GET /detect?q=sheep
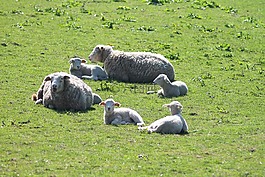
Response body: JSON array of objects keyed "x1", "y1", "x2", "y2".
[
  {"x1": 69, "y1": 57, "x2": 108, "y2": 81},
  {"x1": 99, "y1": 98, "x2": 145, "y2": 126},
  {"x1": 32, "y1": 72, "x2": 100, "y2": 111},
  {"x1": 153, "y1": 74, "x2": 188, "y2": 98},
  {"x1": 138, "y1": 101, "x2": 188, "y2": 134},
  {"x1": 88, "y1": 45, "x2": 175, "y2": 83}
]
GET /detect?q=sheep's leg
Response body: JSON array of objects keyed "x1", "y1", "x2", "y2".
[
  {"x1": 35, "y1": 99, "x2": 43, "y2": 105},
  {"x1": 111, "y1": 116, "x2": 122, "y2": 125},
  {"x1": 120, "y1": 120, "x2": 128, "y2": 125},
  {"x1": 147, "y1": 125, "x2": 160, "y2": 134},
  {"x1": 136, "y1": 122, "x2": 145, "y2": 126},
  {"x1": 138, "y1": 126, "x2": 148, "y2": 131},
  {"x1": 148, "y1": 124, "x2": 164, "y2": 134},
  {"x1": 82, "y1": 75, "x2": 94, "y2": 80},
  {"x1": 129, "y1": 111, "x2": 145, "y2": 126},
  {"x1": 157, "y1": 89, "x2": 164, "y2": 97},
  {"x1": 82, "y1": 75, "x2": 101, "y2": 81}
]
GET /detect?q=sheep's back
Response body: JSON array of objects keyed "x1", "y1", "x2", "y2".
[
  {"x1": 81, "y1": 64, "x2": 92, "y2": 76},
  {"x1": 149, "y1": 116, "x2": 183, "y2": 134},
  {"x1": 114, "y1": 108, "x2": 135, "y2": 123},
  {"x1": 104, "y1": 51, "x2": 175, "y2": 83},
  {"x1": 62, "y1": 78, "x2": 93, "y2": 110},
  {"x1": 172, "y1": 81, "x2": 188, "y2": 95}
]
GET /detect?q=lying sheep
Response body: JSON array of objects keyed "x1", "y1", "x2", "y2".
[
  {"x1": 99, "y1": 98, "x2": 145, "y2": 126},
  {"x1": 32, "y1": 72, "x2": 101, "y2": 111},
  {"x1": 153, "y1": 74, "x2": 188, "y2": 98},
  {"x1": 139, "y1": 101, "x2": 188, "y2": 134},
  {"x1": 88, "y1": 45, "x2": 175, "y2": 83},
  {"x1": 69, "y1": 58, "x2": 108, "y2": 81}
]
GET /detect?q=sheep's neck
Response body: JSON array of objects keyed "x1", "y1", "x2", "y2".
[
  {"x1": 171, "y1": 110, "x2": 181, "y2": 115},
  {"x1": 104, "y1": 111, "x2": 114, "y2": 117},
  {"x1": 179, "y1": 115, "x2": 186, "y2": 126},
  {"x1": 102, "y1": 50, "x2": 113, "y2": 62},
  {"x1": 162, "y1": 81, "x2": 172, "y2": 90}
]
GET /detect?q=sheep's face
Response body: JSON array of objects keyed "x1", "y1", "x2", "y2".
[
  {"x1": 89, "y1": 45, "x2": 113, "y2": 62},
  {"x1": 163, "y1": 101, "x2": 183, "y2": 115},
  {"x1": 45, "y1": 74, "x2": 70, "y2": 93},
  {"x1": 69, "y1": 58, "x2": 86, "y2": 70},
  {"x1": 99, "y1": 99, "x2": 121, "y2": 113},
  {"x1": 153, "y1": 74, "x2": 169, "y2": 85}
]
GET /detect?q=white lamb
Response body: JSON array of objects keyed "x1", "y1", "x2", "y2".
[
  {"x1": 139, "y1": 101, "x2": 188, "y2": 134},
  {"x1": 69, "y1": 57, "x2": 108, "y2": 81},
  {"x1": 88, "y1": 45, "x2": 175, "y2": 83},
  {"x1": 32, "y1": 72, "x2": 100, "y2": 111},
  {"x1": 153, "y1": 74, "x2": 188, "y2": 98},
  {"x1": 99, "y1": 98, "x2": 145, "y2": 126}
]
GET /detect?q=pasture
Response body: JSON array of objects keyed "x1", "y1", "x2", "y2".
[{"x1": 0, "y1": 0, "x2": 264, "y2": 176}]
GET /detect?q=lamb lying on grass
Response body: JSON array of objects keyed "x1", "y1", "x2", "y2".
[
  {"x1": 69, "y1": 57, "x2": 108, "y2": 81},
  {"x1": 32, "y1": 72, "x2": 101, "y2": 111},
  {"x1": 153, "y1": 74, "x2": 188, "y2": 98},
  {"x1": 99, "y1": 98, "x2": 145, "y2": 126},
  {"x1": 89, "y1": 45, "x2": 175, "y2": 83},
  {"x1": 139, "y1": 101, "x2": 188, "y2": 134}
]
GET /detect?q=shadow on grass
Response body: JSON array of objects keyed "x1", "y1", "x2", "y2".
[{"x1": 55, "y1": 106, "x2": 97, "y2": 114}]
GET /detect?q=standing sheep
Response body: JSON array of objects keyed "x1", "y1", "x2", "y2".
[
  {"x1": 139, "y1": 101, "x2": 188, "y2": 134},
  {"x1": 153, "y1": 74, "x2": 188, "y2": 98},
  {"x1": 32, "y1": 72, "x2": 100, "y2": 111},
  {"x1": 88, "y1": 45, "x2": 175, "y2": 83},
  {"x1": 69, "y1": 58, "x2": 108, "y2": 81},
  {"x1": 99, "y1": 98, "x2": 145, "y2": 126}
]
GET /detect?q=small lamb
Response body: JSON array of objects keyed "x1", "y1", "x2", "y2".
[
  {"x1": 153, "y1": 74, "x2": 188, "y2": 98},
  {"x1": 139, "y1": 101, "x2": 188, "y2": 134},
  {"x1": 99, "y1": 98, "x2": 145, "y2": 126},
  {"x1": 69, "y1": 57, "x2": 108, "y2": 81}
]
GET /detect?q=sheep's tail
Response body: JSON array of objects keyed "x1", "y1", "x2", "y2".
[{"x1": 32, "y1": 94, "x2": 37, "y2": 101}]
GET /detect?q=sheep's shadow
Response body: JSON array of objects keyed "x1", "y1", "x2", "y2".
[
  {"x1": 159, "y1": 131, "x2": 189, "y2": 136},
  {"x1": 54, "y1": 106, "x2": 97, "y2": 114}
]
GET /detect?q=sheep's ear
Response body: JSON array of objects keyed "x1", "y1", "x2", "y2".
[
  {"x1": 99, "y1": 101, "x2": 105, "y2": 106},
  {"x1": 81, "y1": 59, "x2": 87, "y2": 63},
  {"x1": 177, "y1": 105, "x2": 183, "y2": 109},
  {"x1": 44, "y1": 76, "x2": 51, "y2": 81},
  {"x1": 162, "y1": 104, "x2": 170, "y2": 108},
  {"x1": 114, "y1": 102, "x2": 121, "y2": 107},
  {"x1": 69, "y1": 59, "x2": 73, "y2": 64},
  {"x1": 63, "y1": 75, "x2": 70, "y2": 80}
]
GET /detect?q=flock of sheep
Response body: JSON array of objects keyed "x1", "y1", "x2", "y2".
[{"x1": 32, "y1": 45, "x2": 189, "y2": 134}]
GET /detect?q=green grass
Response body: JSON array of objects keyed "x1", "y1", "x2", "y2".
[{"x1": 0, "y1": 0, "x2": 264, "y2": 176}]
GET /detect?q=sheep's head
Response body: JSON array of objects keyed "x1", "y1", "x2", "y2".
[
  {"x1": 153, "y1": 74, "x2": 170, "y2": 86},
  {"x1": 89, "y1": 45, "x2": 113, "y2": 63},
  {"x1": 45, "y1": 73, "x2": 70, "y2": 93},
  {"x1": 99, "y1": 98, "x2": 121, "y2": 113},
  {"x1": 69, "y1": 58, "x2": 86, "y2": 70},
  {"x1": 163, "y1": 101, "x2": 183, "y2": 115}
]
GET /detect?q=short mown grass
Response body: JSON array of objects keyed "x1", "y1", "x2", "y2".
[{"x1": 0, "y1": 0, "x2": 264, "y2": 176}]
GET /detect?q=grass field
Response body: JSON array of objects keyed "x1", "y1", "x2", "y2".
[{"x1": 0, "y1": 0, "x2": 264, "y2": 176}]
